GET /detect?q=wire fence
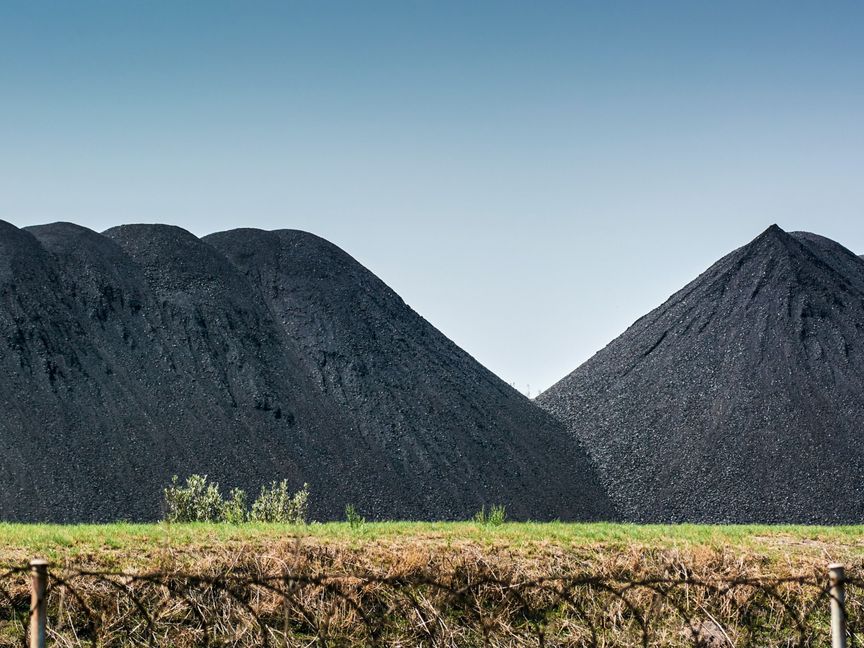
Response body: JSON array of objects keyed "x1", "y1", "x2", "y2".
[{"x1": 0, "y1": 559, "x2": 857, "y2": 647}]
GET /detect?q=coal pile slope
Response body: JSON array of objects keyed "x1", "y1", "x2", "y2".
[
  {"x1": 205, "y1": 228, "x2": 614, "y2": 521},
  {"x1": 0, "y1": 221, "x2": 613, "y2": 522},
  {"x1": 2, "y1": 221, "x2": 354, "y2": 521},
  {"x1": 537, "y1": 225, "x2": 864, "y2": 524}
]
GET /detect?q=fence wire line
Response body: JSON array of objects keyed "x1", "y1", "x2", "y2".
[{"x1": 0, "y1": 561, "x2": 857, "y2": 647}]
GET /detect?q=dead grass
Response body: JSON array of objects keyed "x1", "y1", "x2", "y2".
[{"x1": 2, "y1": 523, "x2": 863, "y2": 646}]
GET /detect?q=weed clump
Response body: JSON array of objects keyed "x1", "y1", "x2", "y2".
[
  {"x1": 473, "y1": 504, "x2": 507, "y2": 526},
  {"x1": 344, "y1": 504, "x2": 365, "y2": 528}
]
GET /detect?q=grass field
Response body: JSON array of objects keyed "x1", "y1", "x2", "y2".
[
  {"x1": 2, "y1": 521, "x2": 863, "y2": 570},
  {"x1": 3, "y1": 523, "x2": 863, "y2": 646}
]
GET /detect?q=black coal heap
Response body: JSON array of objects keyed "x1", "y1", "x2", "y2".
[
  {"x1": 0, "y1": 221, "x2": 613, "y2": 522},
  {"x1": 538, "y1": 225, "x2": 864, "y2": 523}
]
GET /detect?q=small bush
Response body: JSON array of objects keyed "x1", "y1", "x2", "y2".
[
  {"x1": 472, "y1": 505, "x2": 488, "y2": 525},
  {"x1": 222, "y1": 487, "x2": 248, "y2": 524},
  {"x1": 473, "y1": 504, "x2": 507, "y2": 526},
  {"x1": 345, "y1": 504, "x2": 365, "y2": 528},
  {"x1": 163, "y1": 474, "x2": 225, "y2": 523},
  {"x1": 163, "y1": 475, "x2": 310, "y2": 524},
  {"x1": 250, "y1": 481, "x2": 309, "y2": 524},
  {"x1": 488, "y1": 505, "x2": 507, "y2": 526}
]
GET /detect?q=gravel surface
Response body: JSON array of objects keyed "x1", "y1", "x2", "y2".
[
  {"x1": 537, "y1": 225, "x2": 864, "y2": 523},
  {"x1": 0, "y1": 221, "x2": 613, "y2": 522}
]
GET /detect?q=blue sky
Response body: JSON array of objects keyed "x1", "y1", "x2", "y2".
[{"x1": 2, "y1": 2, "x2": 863, "y2": 392}]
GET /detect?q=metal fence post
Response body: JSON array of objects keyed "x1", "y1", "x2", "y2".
[
  {"x1": 29, "y1": 559, "x2": 48, "y2": 648},
  {"x1": 830, "y1": 563, "x2": 847, "y2": 648}
]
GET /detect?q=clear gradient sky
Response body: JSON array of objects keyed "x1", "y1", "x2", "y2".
[{"x1": 2, "y1": 2, "x2": 863, "y2": 393}]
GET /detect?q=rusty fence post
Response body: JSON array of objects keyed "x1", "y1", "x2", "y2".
[
  {"x1": 830, "y1": 563, "x2": 847, "y2": 648},
  {"x1": 29, "y1": 559, "x2": 48, "y2": 648}
]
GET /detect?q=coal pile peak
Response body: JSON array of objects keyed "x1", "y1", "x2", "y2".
[{"x1": 537, "y1": 224, "x2": 864, "y2": 523}]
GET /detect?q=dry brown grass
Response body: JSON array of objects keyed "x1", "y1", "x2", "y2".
[{"x1": 2, "y1": 524, "x2": 863, "y2": 646}]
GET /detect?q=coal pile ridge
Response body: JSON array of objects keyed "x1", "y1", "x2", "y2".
[
  {"x1": 0, "y1": 221, "x2": 612, "y2": 522},
  {"x1": 537, "y1": 225, "x2": 864, "y2": 523}
]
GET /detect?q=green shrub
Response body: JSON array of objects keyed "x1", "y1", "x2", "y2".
[
  {"x1": 163, "y1": 475, "x2": 310, "y2": 524},
  {"x1": 250, "y1": 481, "x2": 309, "y2": 524},
  {"x1": 472, "y1": 505, "x2": 487, "y2": 524},
  {"x1": 345, "y1": 504, "x2": 365, "y2": 528},
  {"x1": 163, "y1": 474, "x2": 225, "y2": 523},
  {"x1": 222, "y1": 487, "x2": 248, "y2": 524},
  {"x1": 488, "y1": 505, "x2": 507, "y2": 526},
  {"x1": 472, "y1": 504, "x2": 507, "y2": 526}
]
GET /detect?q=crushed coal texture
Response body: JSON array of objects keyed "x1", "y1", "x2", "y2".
[
  {"x1": 537, "y1": 224, "x2": 864, "y2": 523},
  {"x1": 0, "y1": 221, "x2": 613, "y2": 522},
  {"x1": 204, "y1": 228, "x2": 614, "y2": 522}
]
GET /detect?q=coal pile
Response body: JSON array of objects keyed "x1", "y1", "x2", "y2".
[
  {"x1": 537, "y1": 225, "x2": 864, "y2": 523},
  {"x1": 0, "y1": 221, "x2": 613, "y2": 522},
  {"x1": 204, "y1": 228, "x2": 613, "y2": 521}
]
